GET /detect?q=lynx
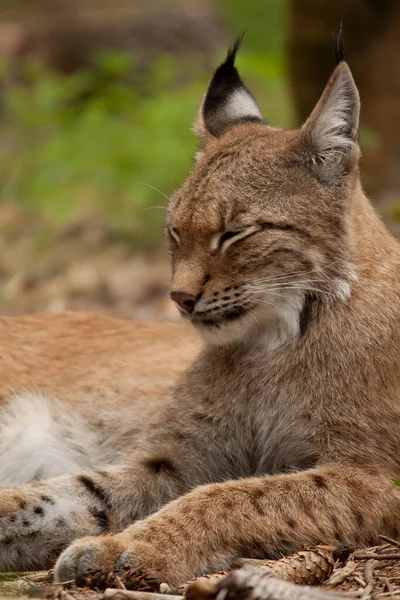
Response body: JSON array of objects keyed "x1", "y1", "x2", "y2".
[{"x1": 0, "y1": 40, "x2": 399, "y2": 588}]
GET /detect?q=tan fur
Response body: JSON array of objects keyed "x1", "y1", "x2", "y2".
[
  {"x1": 0, "y1": 58, "x2": 399, "y2": 588},
  {"x1": 0, "y1": 311, "x2": 198, "y2": 406}
]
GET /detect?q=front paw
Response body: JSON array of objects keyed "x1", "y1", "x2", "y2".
[
  {"x1": 54, "y1": 534, "x2": 129, "y2": 583},
  {"x1": 54, "y1": 532, "x2": 187, "y2": 588}
]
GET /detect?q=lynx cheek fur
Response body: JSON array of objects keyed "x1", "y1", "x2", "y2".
[{"x1": 0, "y1": 41, "x2": 399, "y2": 587}]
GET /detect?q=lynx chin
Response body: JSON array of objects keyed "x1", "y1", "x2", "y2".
[{"x1": 0, "y1": 39, "x2": 399, "y2": 589}]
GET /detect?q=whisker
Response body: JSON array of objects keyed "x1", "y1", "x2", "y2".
[
  {"x1": 141, "y1": 205, "x2": 167, "y2": 212},
  {"x1": 143, "y1": 183, "x2": 170, "y2": 202},
  {"x1": 248, "y1": 258, "x2": 344, "y2": 286},
  {"x1": 257, "y1": 285, "x2": 336, "y2": 298},
  {"x1": 247, "y1": 278, "x2": 335, "y2": 290},
  {"x1": 249, "y1": 270, "x2": 328, "y2": 284}
]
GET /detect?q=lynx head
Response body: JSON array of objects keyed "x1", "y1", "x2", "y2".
[{"x1": 167, "y1": 40, "x2": 360, "y2": 346}]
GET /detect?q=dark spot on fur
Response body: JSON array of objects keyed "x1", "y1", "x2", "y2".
[
  {"x1": 222, "y1": 296, "x2": 230, "y2": 301},
  {"x1": 3, "y1": 537, "x2": 12, "y2": 545},
  {"x1": 33, "y1": 506, "x2": 44, "y2": 516},
  {"x1": 250, "y1": 491, "x2": 266, "y2": 516},
  {"x1": 22, "y1": 520, "x2": 30, "y2": 527},
  {"x1": 213, "y1": 291, "x2": 219, "y2": 297},
  {"x1": 90, "y1": 508, "x2": 109, "y2": 532},
  {"x1": 77, "y1": 475, "x2": 112, "y2": 509},
  {"x1": 381, "y1": 516, "x2": 390, "y2": 531},
  {"x1": 354, "y1": 511, "x2": 364, "y2": 528},
  {"x1": 56, "y1": 518, "x2": 66, "y2": 527},
  {"x1": 287, "y1": 518, "x2": 296, "y2": 529},
  {"x1": 299, "y1": 295, "x2": 317, "y2": 336},
  {"x1": 145, "y1": 457, "x2": 176, "y2": 474},
  {"x1": 40, "y1": 495, "x2": 54, "y2": 505},
  {"x1": 222, "y1": 498, "x2": 234, "y2": 511},
  {"x1": 312, "y1": 474, "x2": 327, "y2": 489},
  {"x1": 203, "y1": 274, "x2": 211, "y2": 286},
  {"x1": 10, "y1": 515, "x2": 16, "y2": 523},
  {"x1": 224, "y1": 286, "x2": 231, "y2": 292},
  {"x1": 18, "y1": 499, "x2": 27, "y2": 510},
  {"x1": 393, "y1": 526, "x2": 399, "y2": 539}
]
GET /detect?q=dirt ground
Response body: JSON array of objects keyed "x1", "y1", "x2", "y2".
[{"x1": 2, "y1": 540, "x2": 400, "y2": 600}]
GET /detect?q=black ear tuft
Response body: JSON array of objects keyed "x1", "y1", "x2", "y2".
[
  {"x1": 332, "y1": 23, "x2": 344, "y2": 65},
  {"x1": 203, "y1": 36, "x2": 245, "y2": 123},
  {"x1": 224, "y1": 34, "x2": 244, "y2": 70},
  {"x1": 198, "y1": 35, "x2": 265, "y2": 139}
]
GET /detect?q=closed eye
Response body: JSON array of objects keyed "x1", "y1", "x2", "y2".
[
  {"x1": 167, "y1": 226, "x2": 180, "y2": 245},
  {"x1": 218, "y1": 225, "x2": 260, "y2": 251},
  {"x1": 219, "y1": 230, "x2": 241, "y2": 244}
]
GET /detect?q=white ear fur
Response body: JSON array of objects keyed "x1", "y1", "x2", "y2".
[
  {"x1": 195, "y1": 40, "x2": 265, "y2": 142},
  {"x1": 303, "y1": 63, "x2": 360, "y2": 176},
  {"x1": 222, "y1": 88, "x2": 263, "y2": 122}
]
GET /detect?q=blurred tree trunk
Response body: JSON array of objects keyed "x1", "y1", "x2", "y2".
[
  {"x1": 287, "y1": 0, "x2": 400, "y2": 201},
  {"x1": 0, "y1": 0, "x2": 227, "y2": 74}
]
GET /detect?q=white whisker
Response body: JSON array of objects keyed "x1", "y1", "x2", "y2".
[
  {"x1": 143, "y1": 183, "x2": 170, "y2": 202},
  {"x1": 141, "y1": 205, "x2": 167, "y2": 212}
]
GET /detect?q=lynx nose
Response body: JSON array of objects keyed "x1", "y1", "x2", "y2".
[{"x1": 170, "y1": 291, "x2": 197, "y2": 314}]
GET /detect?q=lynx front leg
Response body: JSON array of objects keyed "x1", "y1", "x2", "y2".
[
  {"x1": 0, "y1": 458, "x2": 189, "y2": 570},
  {"x1": 0, "y1": 427, "x2": 232, "y2": 569},
  {"x1": 55, "y1": 465, "x2": 400, "y2": 586}
]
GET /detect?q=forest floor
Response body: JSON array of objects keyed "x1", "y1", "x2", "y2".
[
  {"x1": 1, "y1": 539, "x2": 400, "y2": 600},
  {"x1": 0, "y1": 206, "x2": 179, "y2": 323}
]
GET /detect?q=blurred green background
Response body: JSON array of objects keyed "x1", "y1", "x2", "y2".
[{"x1": 0, "y1": 0, "x2": 399, "y2": 319}]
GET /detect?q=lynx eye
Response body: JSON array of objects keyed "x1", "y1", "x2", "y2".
[
  {"x1": 167, "y1": 227, "x2": 180, "y2": 246},
  {"x1": 218, "y1": 225, "x2": 260, "y2": 251},
  {"x1": 220, "y1": 231, "x2": 240, "y2": 244}
]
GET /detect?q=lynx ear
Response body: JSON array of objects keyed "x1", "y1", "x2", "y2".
[
  {"x1": 302, "y1": 61, "x2": 360, "y2": 179},
  {"x1": 195, "y1": 39, "x2": 265, "y2": 142}
]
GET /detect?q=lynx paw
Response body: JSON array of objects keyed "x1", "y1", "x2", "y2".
[
  {"x1": 54, "y1": 535, "x2": 128, "y2": 583},
  {"x1": 54, "y1": 532, "x2": 185, "y2": 587}
]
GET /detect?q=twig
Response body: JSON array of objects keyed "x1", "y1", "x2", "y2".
[
  {"x1": 353, "y1": 575, "x2": 367, "y2": 588},
  {"x1": 115, "y1": 574, "x2": 127, "y2": 590},
  {"x1": 211, "y1": 565, "x2": 354, "y2": 600},
  {"x1": 180, "y1": 572, "x2": 229, "y2": 596},
  {"x1": 364, "y1": 560, "x2": 375, "y2": 585},
  {"x1": 384, "y1": 577, "x2": 395, "y2": 600},
  {"x1": 104, "y1": 590, "x2": 183, "y2": 600},
  {"x1": 378, "y1": 536, "x2": 400, "y2": 548},
  {"x1": 359, "y1": 582, "x2": 373, "y2": 600},
  {"x1": 325, "y1": 561, "x2": 357, "y2": 587}
]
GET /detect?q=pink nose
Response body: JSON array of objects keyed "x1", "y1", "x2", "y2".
[{"x1": 170, "y1": 291, "x2": 196, "y2": 314}]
